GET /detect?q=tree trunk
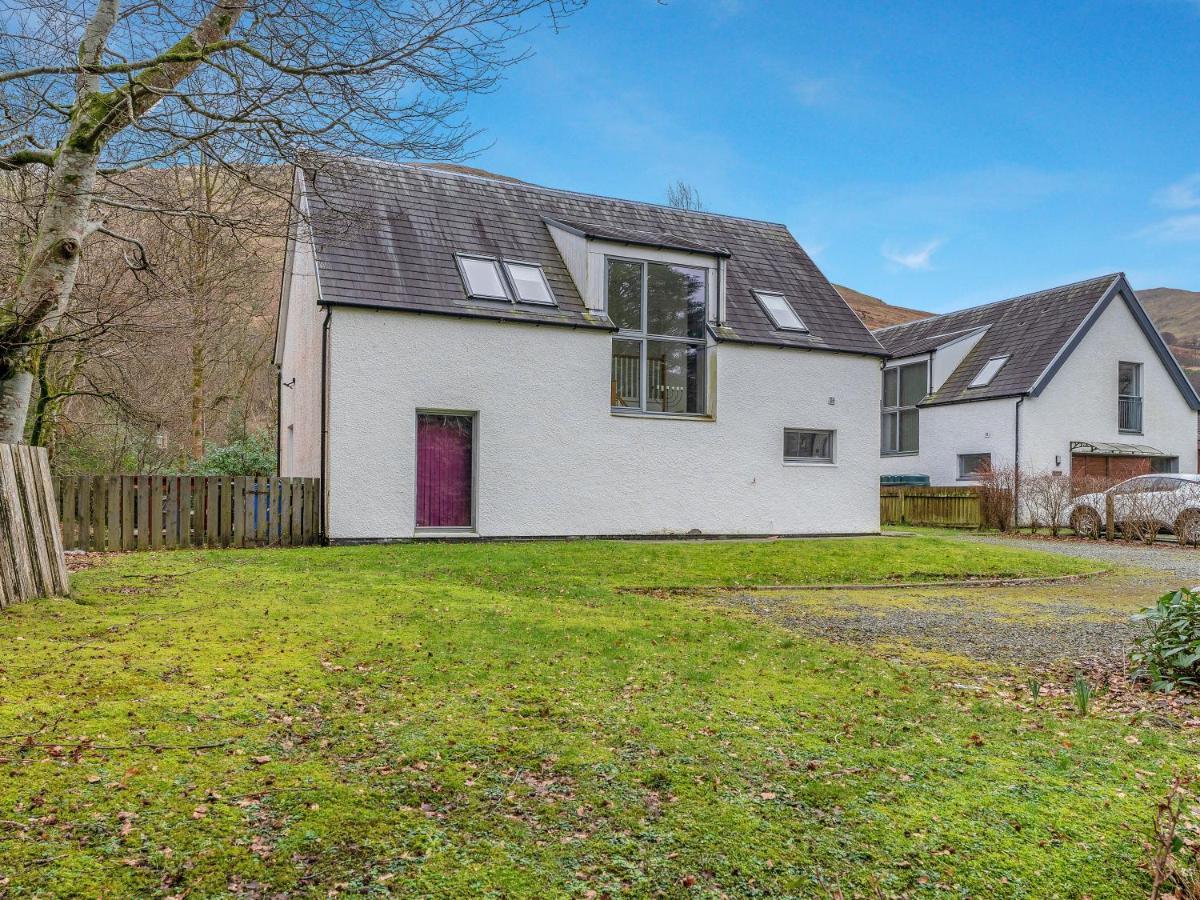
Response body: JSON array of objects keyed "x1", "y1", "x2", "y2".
[
  {"x1": 191, "y1": 338, "x2": 206, "y2": 459},
  {"x1": 0, "y1": 372, "x2": 33, "y2": 444}
]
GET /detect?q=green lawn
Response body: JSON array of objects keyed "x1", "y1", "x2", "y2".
[{"x1": 0, "y1": 535, "x2": 1181, "y2": 897}]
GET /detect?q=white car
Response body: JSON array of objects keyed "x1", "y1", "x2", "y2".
[{"x1": 1067, "y1": 473, "x2": 1200, "y2": 542}]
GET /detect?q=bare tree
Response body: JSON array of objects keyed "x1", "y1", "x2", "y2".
[
  {"x1": 0, "y1": 0, "x2": 585, "y2": 443},
  {"x1": 666, "y1": 180, "x2": 705, "y2": 212}
]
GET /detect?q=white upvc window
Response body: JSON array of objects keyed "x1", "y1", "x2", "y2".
[
  {"x1": 456, "y1": 254, "x2": 509, "y2": 300},
  {"x1": 958, "y1": 452, "x2": 991, "y2": 480},
  {"x1": 753, "y1": 290, "x2": 807, "y2": 332},
  {"x1": 969, "y1": 355, "x2": 1010, "y2": 388},
  {"x1": 784, "y1": 428, "x2": 835, "y2": 464},
  {"x1": 503, "y1": 261, "x2": 556, "y2": 305},
  {"x1": 456, "y1": 253, "x2": 558, "y2": 307}
]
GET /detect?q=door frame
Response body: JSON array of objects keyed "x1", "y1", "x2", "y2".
[{"x1": 413, "y1": 408, "x2": 479, "y2": 534}]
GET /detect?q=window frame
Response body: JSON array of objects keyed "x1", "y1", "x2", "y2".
[
  {"x1": 957, "y1": 452, "x2": 992, "y2": 481},
  {"x1": 753, "y1": 290, "x2": 808, "y2": 332},
  {"x1": 455, "y1": 253, "x2": 511, "y2": 302},
  {"x1": 605, "y1": 254, "x2": 711, "y2": 418},
  {"x1": 413, "y1": 408, "x2": 479, "y2": 534},
  {"x1": 969, "y1": 355, "x2": 1010, "y2": 388},
  {"x1": 881, "y1": 360, "x2": 928, "y2": 456},
  {"x1": 502, "y1": 259, "x2": 557, "y2": 306},
  {"x1": 783, "y1": 428, "x2": 836, "y2": 465},
  {"x1": 1118, "y1": 360, "x2": 1144, "y2": 435}
]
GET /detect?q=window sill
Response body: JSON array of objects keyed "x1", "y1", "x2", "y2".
[
  {"x1": 784, "y1": 460, "x2": 836, "y2": 467},
  {"x1": 1118, "y1": 430, "x2": 1143, "y2": 436},
  {"x1": 881, "y1": 450, "x2": 920, "y2": 457},
  {"x1": 611, "y1": 409, "x2": 714, "y2": 422}
]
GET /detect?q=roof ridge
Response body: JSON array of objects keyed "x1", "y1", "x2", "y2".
[
  {"x1": 324, "y1": 154, "x2": 791, "y2": 230},
  {"x1": 873, "y1": 273, "x2": 1122, "y2": 335}
]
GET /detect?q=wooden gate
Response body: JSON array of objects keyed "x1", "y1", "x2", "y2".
[
  {"x1": 54, "y1": 475, "x2": 321, "y2": 551},
  {"x1": 1, "y1": 444, "x2": 69, "y2": 608}
]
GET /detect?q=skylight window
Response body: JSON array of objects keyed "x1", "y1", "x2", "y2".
[
  {"x1": 753, "y1": 291, "x2": 808, "y2": 332},
  {"x1": 456, "y1": 254, "x2": 509, "y2": 301},
  {"x1": 969, "y1": 355, "x2": 1010, "y2": 388},
  {"x1": 503, "y1": 261, "x2": 556, "y2": 305}
]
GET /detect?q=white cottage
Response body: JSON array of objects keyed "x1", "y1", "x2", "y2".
[
  {"x1": 275, "y1": 159, "x2": 886, "y2": 541},
  {"x1": 874, "y1": 274, "x2": 1200, "y2": 487}
]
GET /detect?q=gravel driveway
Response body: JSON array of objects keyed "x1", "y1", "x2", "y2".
[
  {"x1": 713, "y1": 535, "x2": 1200, "y2": 670},
  {"x1": 965, "y1": 533, "x2": 1200, "y2": 583}
]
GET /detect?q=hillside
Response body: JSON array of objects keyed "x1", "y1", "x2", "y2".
[
  {"x1": 1137, "y1": 287, "x2": 1200, "y2": 391},
  {"x1": 833, "y1": 283, "x2": 931, "y2": 330}
]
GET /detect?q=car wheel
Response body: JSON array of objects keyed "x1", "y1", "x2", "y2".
[
  {"x1": 1071, "y1": 507, "x2": 1102, "y2": 539},
  {"x1": 1175, "y1": 509, "x2": 1200, "y2": 546}
]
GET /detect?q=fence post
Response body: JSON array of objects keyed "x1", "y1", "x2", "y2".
[{"x1": 1105, "y1": 493, "x2": 1115, "y2": 541}]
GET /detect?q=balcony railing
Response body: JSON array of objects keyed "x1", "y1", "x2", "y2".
[{"x1": 1119, "y1": 395, "x2": 1143, "y2": 433}]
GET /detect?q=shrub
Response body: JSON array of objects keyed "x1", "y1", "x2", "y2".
[
  {"x1": 1131, "y1": 588, "x2": 1200, "y2": 692},
  {"x1": 977, "y1": 464, "x2": 1016, "y2": 531},
  {"x1": 1022, "y1": 470, "x2": 1074, "y2": 536},
  {"x1": 185, "y1": 431, "x2": 275, "y2": 476}
]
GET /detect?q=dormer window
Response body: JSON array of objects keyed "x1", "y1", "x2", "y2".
[
  {"x1": 753, "y1": 291, "x2": 807, "y2": 332},
  {"x1": 607, "y1": 257, "x2": 708, "y2": 415},
  {"x1": 456, "y1": 254, "x2": 509, "y2": 301},
  {"x1": 503, "y1": 261, "x2": 555, "y2": 305},
  {"x1": 969, "y1": 355, "x2": 1010, "y2": 388}
]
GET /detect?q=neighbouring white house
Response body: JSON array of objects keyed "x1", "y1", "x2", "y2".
[
  {"x1": 873, "y1": 274, "x2": 1200, "y2": 488},
  {"x1": 274, "y1": 158, "x2": 887, "y2": 541}
]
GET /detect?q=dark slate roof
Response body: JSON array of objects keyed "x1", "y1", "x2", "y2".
[
  {"x1": 543, "y1": 217, "x2": 731, "y2": 257},
  {"x1": 874, "y1": 274, "x2": 1122, "y2": 405},
  {"x1": 300, "y1": 157, "x2": 884, "y2": 355}
]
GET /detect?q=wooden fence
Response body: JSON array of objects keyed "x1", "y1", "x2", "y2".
[
  {"x1": 1, "y1": 444, "x2": 69, "y2": 608},
  {"x1": 880, "y1": 485, "x2": 982, "y2": 528},
  {"x1": 54, "y1": 475, "x2": 321, "y2": 551}
]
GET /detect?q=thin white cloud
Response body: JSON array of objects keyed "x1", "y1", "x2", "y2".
[
  {"x1": 882, "y1": 238, "x2": 944, "y2": 271},
  {"x1": 1154, "y1": 173, "x2": 1200, "y2": 210},
  {"x1": 1139, "y1": 213, "x2": 1200, "y2": 243},
  {"x1": 792, "y1": 78, "x2": 836, "y2": 108}
]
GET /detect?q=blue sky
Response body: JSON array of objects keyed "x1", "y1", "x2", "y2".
[{"x1": 460, "y1": 0, "x2": 1200, "y2": 313}]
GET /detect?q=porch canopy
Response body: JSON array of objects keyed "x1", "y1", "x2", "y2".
[{"x1": 1069, "y1": 440, "x2": 1172, "y2": 457}]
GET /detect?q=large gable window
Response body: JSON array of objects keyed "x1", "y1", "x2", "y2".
[
  {"x1": 881, "y1": 361, "x2": 927, "y2": 454},
  {"x1": 607, "y1": 258, "x2": 708, "y2": 415}
]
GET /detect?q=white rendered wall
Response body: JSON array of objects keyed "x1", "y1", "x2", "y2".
[
  {"x1": 1020, "y1": 296, "x2": 1198, "y2": 476},
  {"x1": 326, "y1": 309, "x2": 882, "y2": 539},
  {"x1": 880, "y1": 397, "x2": 1018, "y2": 485},
  {"x1": 277, "y1": 236, "x2": 324, "y2": 478}
]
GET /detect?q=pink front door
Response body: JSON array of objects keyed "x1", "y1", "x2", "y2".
[{"x1": 416, "y1": 413, "x2": 474, "y2": 529}]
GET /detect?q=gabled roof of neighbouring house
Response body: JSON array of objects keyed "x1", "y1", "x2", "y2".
[
  {"x1": 295, "y1": 156, "x2": 885, "y2": 356},
  {"x1": 873, "y1": 273, "x2": 1200, "y2": 410}
]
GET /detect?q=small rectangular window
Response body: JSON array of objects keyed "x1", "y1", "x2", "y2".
[
  {"x1": 503, "y1": 261, "x2": 556, "y2": 305},
  {"x1": 784, "y1": 428, "x2": 834, "y2": 463},
  {"x1": 754, "y1": 291, "x2": 807, "y2": 331},
  {"x1": 456, "y1": 254, "x2": 509, "y2": 301},
  {"x1": 958, "y1": 452, "x2": 991, "y2": 480},
  {"x1": 969, "y1": 355, "x2": 1010, "y2": 388}
]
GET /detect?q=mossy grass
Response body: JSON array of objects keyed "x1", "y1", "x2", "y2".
[{"x1": 0, "y1": 536, "x2": 1180, "y2": 896}]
